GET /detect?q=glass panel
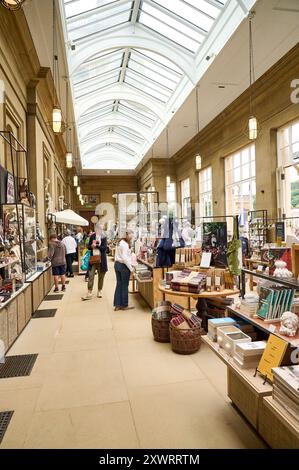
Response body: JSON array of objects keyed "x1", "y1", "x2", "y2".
[
  {"x1": 67, "y1": 9, "x2": 131, "y2": 42},
  {"x1": 153, "y1": 0, "x2": 215, "y2": 31},
  {"x1": 64, "y1": 0, "x2": 118, "y2": 18},
  {"x1": 139, "y1": 5, "x2": 204, "y2": 52},
  {"x1": 129, "y1": 57, "x2": 180, "y2": 89},
  {"x1": 125, "y1": 75, "x2": 170, "y2": 102},
  {"x1": 184, "y1": 0, "x2": 224, "y2": 18},
  {"x1": 135, "y1": 49, "x2": 183, "y2": 74}
]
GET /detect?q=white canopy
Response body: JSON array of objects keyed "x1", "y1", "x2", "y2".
[{"x1": 51, "y1": 209, "x2": 89, "y2": 227}]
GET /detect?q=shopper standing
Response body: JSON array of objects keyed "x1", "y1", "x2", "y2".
[
  {"x1": 48, "y1": 233, "x2": 67, "y2": 292},
  {"x1": 62, "y1": 229, "x2": 77, "y2": 277},
  {"x1": 113, "y1": 230, "x2": 135, "y2": 311},
  {"x1": 81, "y1": 224, "x2": 108, "y2": 300}
]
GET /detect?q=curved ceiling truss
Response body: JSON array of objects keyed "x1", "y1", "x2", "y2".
[{"x1": 61, "y1": 0, "x2": 256, "y2": 171}]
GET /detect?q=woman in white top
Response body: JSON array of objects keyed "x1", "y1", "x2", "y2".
[
  {"x1": 114, "y1": 230, "x2": 135, "y2": 311},
  {"x1": 62, "y1": 230, "x2": 77, "y2": 277}
]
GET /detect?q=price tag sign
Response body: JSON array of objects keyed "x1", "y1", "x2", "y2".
[{"x1": 268, "y1": 324, "x2": 276, "y2": 334}]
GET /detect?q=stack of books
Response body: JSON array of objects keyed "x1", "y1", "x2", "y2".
[
  {"x1": 233, "y1": 341, "x2": 266, "y2": 369},
  {"x1": 257, "y1": 286, "x2": 295, "y2": 322},
  {"x1": 170, "y1": 271, "x2": 207, "y2": 294},
  {"x1": 272, "y1": 366, "x2": 299, "y2": 424}
]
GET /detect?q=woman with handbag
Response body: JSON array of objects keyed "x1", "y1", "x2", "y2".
[
  {"x1": 113, "y1": 230, "x2": 135, "y2": 311},
  {"x1": 81, "y1": 224, "x2": 108, "y2": 301}
]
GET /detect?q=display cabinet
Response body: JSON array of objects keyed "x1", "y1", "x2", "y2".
[{"x1": 1, "y1": 204, "x2": 37, "y2": 281}]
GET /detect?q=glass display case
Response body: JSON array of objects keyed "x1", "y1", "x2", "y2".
[
  {"x1": 1, "y1": 204, "x2": 37, "y2": 281},
  {"x1": 22, "y1": 205, "x2": 37, "y2": 279},
  {"x1": 0, "y1": 204, "x2": 24, "y2": 288}
]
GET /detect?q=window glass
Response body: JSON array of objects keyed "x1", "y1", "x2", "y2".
[{"x1": 199, "y1": 166, "x2": 213, "y2": 217}]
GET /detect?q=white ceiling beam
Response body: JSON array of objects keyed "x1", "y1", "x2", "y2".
[
  {"x1": 119, "y1": 48, "x2": 130, "y2": 84},
  {"x1": 82, "y1": 138, "x2": 140, "y2": 156},
  {"x1": 70, "y1": 24, "x2": 195, "y2": 83},
  {"x1": 235, "y1": 0, "x2": 251, "y2": 15},
  {"x1": 131, "y1": 0, "x2": 142, "y2": 25},
  {"x1": 79, "y1": 117, "x2": 152, "y2": 143},
  {"x1": 76, "y1": 84, "x2": 167, "y2": 122}
]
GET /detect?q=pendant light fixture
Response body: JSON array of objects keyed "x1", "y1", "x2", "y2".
[
  {"x1": 0, "y1": 0, "x2": 26, "y2": 10},
  {"x1": 247, "y1": 12, "x2": 259, "y2": 140},
  {"x1": 166, "y1": 126, "x2": 171, "y2": 187},
  {"x1": 65, "y1": 82, "x2": 73, "y2": 168},
  {"x1": 195, "y1": 85, "x2": 202, "y2": 170},
  {"x1": 50, "y1": 0, "x2": 66, "y2": 134},
  {"x1": 73, "y1": 175, "x2": 78, "y2": 187}
]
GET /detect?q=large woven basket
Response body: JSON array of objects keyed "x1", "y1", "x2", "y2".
[
  {"x1": 169, "y1": 323, "x2": 201, "y2": 354},
  {"x1": 151, "y1": 317, "x2": 171, "y2": 343}
]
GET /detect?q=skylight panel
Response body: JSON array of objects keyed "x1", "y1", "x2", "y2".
[
  {"x1": 153, "y1": 0, "x2": 215, "y2": 30},
  {"x1": 64, "y1": 0, "x2": 119, "y2": 18},
  {"x1": 67, "y1": 7, "x2": 131, "y2": 42},
  {"x1": 125, "y1": 74, "x2": 171, "y2": 103},
  {"x1": 139, "y1": 2, "x2": 205, "y2": 52},
  {"x1": 129, "y1": 57, "x2": 180, "y2": 90},
  {"x1": 131, "y1": 49, "x2": 183, "y2": 75}
]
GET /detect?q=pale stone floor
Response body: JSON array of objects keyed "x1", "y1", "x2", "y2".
[{"x1": 0, "y1": 261, "x2": 266, "y2": 449}]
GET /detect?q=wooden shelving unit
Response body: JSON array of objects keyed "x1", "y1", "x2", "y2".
[
  {"x1": 202, "y1": 335, "x2": 272, "y2": 429},
  {"x1": 136, "y1": 259, "x2": 164, "y2": 309}
]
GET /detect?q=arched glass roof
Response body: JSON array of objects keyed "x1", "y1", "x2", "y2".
[{"x1": 61, "y1": 0, "x2": 256, "y2": 170}]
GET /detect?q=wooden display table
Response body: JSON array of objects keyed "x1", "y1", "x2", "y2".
[
  {"x1": 159, "y1": 285, "x2": 239, "y2": 329},
  {"x1": 136, "y1": 259, "x2": 165, "y2": 309},
  {"x1": 259, "y1": 397, "x2": 299, "y2": 449},
  {"x1": 202, "y1": 335, "x2": 272, "y2": 430},
  {"x1": 227, "y1": 305, "x2": 299, "y2": 348}
]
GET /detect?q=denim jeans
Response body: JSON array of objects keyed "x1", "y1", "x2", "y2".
[{"x1": 114, "y1": 261, "x2": 131, "y2": 308}]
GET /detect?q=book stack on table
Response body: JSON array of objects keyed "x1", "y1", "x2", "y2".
[
  {"x1": 272, "y1": 366, "x2": 299, "y2": 424},
  {"x1": 233, "y1": 341, "x2": 266, "y2": 369}
]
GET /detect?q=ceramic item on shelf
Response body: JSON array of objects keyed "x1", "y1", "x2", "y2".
[
  {"x1": 279, "y1": 311, "x2": 299, "y2": 337},
  {"x1": 273, "y1": 260, "x2": 293, "y2": 278}
]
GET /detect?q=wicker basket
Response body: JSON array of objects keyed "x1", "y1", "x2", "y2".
[
  {"x1": 169, "y1": 323, "x2": 201, "y2": 354},
  {"x1": 152, "y1": 317, "x2": 171, "y2": 343}
]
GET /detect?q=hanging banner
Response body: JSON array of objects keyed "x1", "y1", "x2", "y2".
[{"x1": 6, "y1": 172, "x2": 15, "y2": 203}]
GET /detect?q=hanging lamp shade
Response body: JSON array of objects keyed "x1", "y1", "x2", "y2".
[
  {"x1": 73, "y1": 175, "x2": 78, "y2": 187},
  {"x1": 52, "y1": 107, "x2": 62, "y2": 133},
  {"x1": 66, "y1": 152, "x2": 73, "y2": 169},
  {"x1": 1, "y1": 0, "x2": 26, "y2": 10},
  {"x1": 195, "y1": 154, "x2": 202, "y2": 170},
  {"x1": 248, "y1": 116, "x2": 258, "y2": 140}
]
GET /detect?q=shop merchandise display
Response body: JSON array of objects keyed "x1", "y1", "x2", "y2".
[
  {"x1": 257, "y1": 286, "x2": 295, "y2": 322},
  {"x1": 216, "y1": 325, "x2": 252, "y2": 356},
  {"x1": 272, "y1": 366, "x2": 299, "y2": 424},
  {"x1": 261, "y1": 247, "x2": 292, "y2": 275},
  {"x1": 233, "y1": 341, "x2": 266, "y2": 369},
  {"x1": 202, "y1": 222, "x2": 228, "y2": 268},
  {"x1": 279, "y1": 312, "x2": 299, "y2": 337},
  {"x1": 207, "y1": 317, "x2": 236, "y2": 341}
]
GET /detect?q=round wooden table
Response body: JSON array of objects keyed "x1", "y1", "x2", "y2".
[{"x1": 158, "y1": 285, "x2": 239, "y2": 330}]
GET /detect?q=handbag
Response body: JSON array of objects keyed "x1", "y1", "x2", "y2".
[
  {"x1": 89, "y1": 253, "x2": 101, "y2": 265},
  {"x1": 81, "y1": 250, "x2": 91, "y2": 271}
]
